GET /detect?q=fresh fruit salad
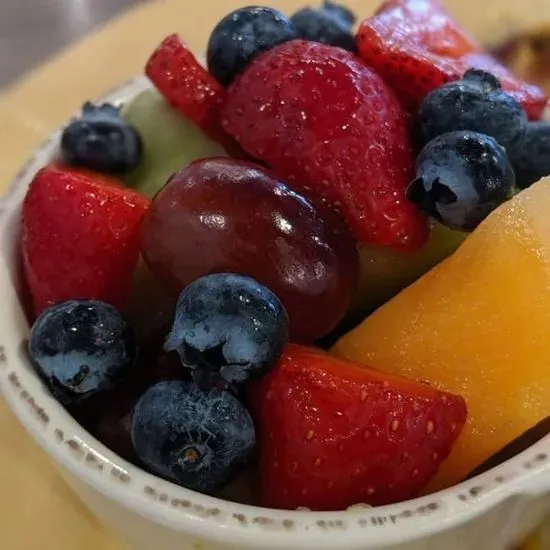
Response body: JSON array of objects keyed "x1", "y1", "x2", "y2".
[{"x1": 20, "y1": 0, "x2": 550, "y2": 511}]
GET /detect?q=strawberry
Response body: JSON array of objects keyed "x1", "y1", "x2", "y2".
[
  {"x1": 146, "y1": 34, "x2": 239, "y2": 153},
  {"x1": 21, "y1": 165, "x2": 150, "y2": 317},
  {"x1": 357, "y1": 0, "x2": 547, "y2": 120},
  {"x1": 222, "y1": 40, "x2": 429, "y2": 250},
  {"x1": 248, "y1": 344, "x2": 467, "y2": 510}
]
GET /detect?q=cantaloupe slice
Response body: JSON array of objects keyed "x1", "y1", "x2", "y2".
[{"x1": 333, "y1": 177, "x2": 550, "y2": 490}]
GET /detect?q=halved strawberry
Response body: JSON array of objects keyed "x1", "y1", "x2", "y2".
[
  {"x1": 145, "y1": 34, "x2": 236, "y2": 149},
  {"x1": 21, "y1": 165, "x2": 150, "y2": 317},
  {"x1": 222, "y1": 40, "x2": 429, "y2": 250},
  {"x1": 357, "y1": 0, "x2": 547, "y2": 119},
  {"x1": 248, "y1": 344, "x2": 467, "y2": 511}
]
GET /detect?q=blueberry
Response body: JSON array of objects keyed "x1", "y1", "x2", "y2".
[
  {"x1": 417, "y1": 69, "x2": 527, "y2": 152},
  {"x1": 61, "y1": 102, "x2": 143, "y2": 175},
  {"x1": 508, "y1": 122, "x2": 550, "y2": 189},
  {"x1": 321, "y1": 0, "x2": 356, "y2": 26},
  {"x1": 28, "y1": 300, "x2": 137, "y2": 405},
  {"x1": 291, "y1": 1, "x2": 356, "y2": 51},
  {"x1": 165, "y1": 273, "x2": 288, "y2": 390},
  {"x1": 407, "y1": 131, "x2": 515, "y2": 231},
  {"x1": 207, "y1": 7, "x2": 298, "y2": 86},
  {"x1": 131, "y1": 380, "x2": 255, "y2": 493}
]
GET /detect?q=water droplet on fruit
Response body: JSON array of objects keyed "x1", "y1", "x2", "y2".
[{"x1": 143, "y1": 158, "x2": 358, "y2": 342}]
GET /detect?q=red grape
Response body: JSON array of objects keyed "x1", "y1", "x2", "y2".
[{"x1": 141, "y1": 158, "x2": 358, "y2": 342}]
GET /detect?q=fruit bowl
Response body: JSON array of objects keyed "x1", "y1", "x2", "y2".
[{"x1": 1, "y1": 75, "x2": 549, "y2": 550}]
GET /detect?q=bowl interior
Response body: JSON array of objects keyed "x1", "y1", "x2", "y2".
[{"x1": 0, "y1": 76, "x2": 549, "y2": 548}]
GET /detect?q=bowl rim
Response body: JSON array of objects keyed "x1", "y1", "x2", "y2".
[{"x1": 0, "y1": 76, "x2": 549, "y2": 549}]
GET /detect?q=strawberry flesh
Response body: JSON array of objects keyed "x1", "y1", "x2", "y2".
[
  {"x1": 248, "y1": 344, "x2": 467, "y2": 511},
  {"x1": 21, "y1": 165, "x2": 150, "y2": 317},
  {"x1": 222, "y1": 40, "x2": 428, "y2": 250},
  {"x1": 146, "y1": 34, "x2": 239, "y2": 152},
  {"x1": 357, "y1": 0, "x2": 548, "y2": 119}
]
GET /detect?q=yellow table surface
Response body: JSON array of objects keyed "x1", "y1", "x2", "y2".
[{"x1": 0, "y1": 0, "x2": 548, "y2": 548}]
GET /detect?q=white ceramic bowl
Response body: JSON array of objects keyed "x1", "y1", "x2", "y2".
[{"x1": 1, "y1": 77, "x2": 549, "y2": 550}]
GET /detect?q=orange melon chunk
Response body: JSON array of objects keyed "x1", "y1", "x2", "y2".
[{"x1": 333, "y1": 178, "x2": 550, "y2": 490}]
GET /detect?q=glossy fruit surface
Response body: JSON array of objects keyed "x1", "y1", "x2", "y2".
[
  {"x1": 92, "y1": 351, "x2": 186, "y2": 464},
  {"x1": 142, "y1": 158, "x2": 359, "y2": 343},
  {"x1": 408, "y1": 131, "x2": 515, "y2": 231},
  {"x1": 417, "y1": 69, "x2": 527, "y2": 151},
  {"x1": 333, "y1": 177, "x2": 550, "y2": 489},
  {"x1": 122, "y1": 89, "x2": 226, "y2": 197},
  {"x1": 248, "y1": 344, "x2": 467, "y2": 510},
  {"x1": 350, "y1": 221, "x2": 466, "y2": 320},
  {"x1": 131, "y1": 380, "x2": 255, "y2": 493},
  {"x1": 22, "y1": 165, "x2": 149, "y2": 316},
  {"x1": 222, "y1": 40, "x2": 428, "y2": 250},
  {"x1": 291, "y1": 1, "x2": 356, "y2": 51},
  {"x1": 207, "y1": 6, "x2": 297, "y2": 86},
  {"x1": 165, "y1": 273, "x2": 288, "y2": 389},
  {"x1": 61, "y1": 102, "x2": 143, "y2": 175},
  {"x1": 29, "y1": 300, "x2": 136, "y2": 405},
  {"x1": 146, "y1": 34, "x2": 235, "y2": 150},
  {"x1": 124, "y1": 258, "x2": 177, "y2": 341},
  {"x1": 509, "y1": 122, "x2": 550, "y2": 189},
  {"x1": 467, "y1": 416, "x2": 550, "y2": 479},
  {"x1": 356, "y1": 0, "x2": 547, "y2": 119}
]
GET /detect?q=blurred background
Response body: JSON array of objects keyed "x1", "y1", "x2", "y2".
[
  {"x1": 1, "y1": 0, "x2": 549, "y2": 91},
  {"x1": 0, "y1": 0, "x2": 147, "y2": 87}
]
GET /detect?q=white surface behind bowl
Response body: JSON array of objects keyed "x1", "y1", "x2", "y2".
[{"x1": 0, "y1": 77, "x2": 549, "y2": 550}]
